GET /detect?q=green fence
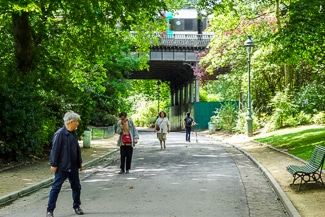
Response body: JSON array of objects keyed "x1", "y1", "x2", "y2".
[
  {"x1": 89, "y1": 126, "x2": 115, "y2": 139},
  {"x1": 193, "y1": 101, "x2": 239, "y2": 130}
]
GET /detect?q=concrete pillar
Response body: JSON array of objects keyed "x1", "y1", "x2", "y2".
[
  {"x1": 195, "y1": 79, "x2": 200, "y2": 102},
  {"x1": 184, "y1": 84, "x2": 189, "y2": 103},
  {"x1": 180, "y1": 87, "x2": 183, "y2": 105},
  {"x1": 190, "y1": 82, "x2": 194, "y2": 103},
  {"x1": 171, "y1": 89, "x2": 175, "y2": 106}
]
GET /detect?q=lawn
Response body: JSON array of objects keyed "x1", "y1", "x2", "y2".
[{"x1": 254, "y1": 125, "x2": 325, "y2": 161}]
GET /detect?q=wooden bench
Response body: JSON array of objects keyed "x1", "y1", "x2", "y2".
[{"x1": 287, "y1": 145, "x2": 325, "y2": 191}]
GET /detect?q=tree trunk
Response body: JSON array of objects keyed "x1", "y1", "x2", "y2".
[{"x1": 12, "y1": 11, "x2": 33, "y2": 74}]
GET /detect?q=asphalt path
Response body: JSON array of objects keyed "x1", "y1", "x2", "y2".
[{"x1": 0, "y1": 131, "x2": 288, "y2": 217}]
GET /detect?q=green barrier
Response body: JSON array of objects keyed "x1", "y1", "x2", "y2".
[{"x1": 83, "y1": 130, "x2": 91, "y2": 148}]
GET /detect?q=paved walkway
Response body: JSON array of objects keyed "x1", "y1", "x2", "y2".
[
  {"x1": 0, "y1": 129, "x2": 324, "y2": 217},
  {"x1": 1, "y1": 131, "x2": 288, "y2": 217}
]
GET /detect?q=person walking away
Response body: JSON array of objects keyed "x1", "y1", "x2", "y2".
[
  {"x1": 154, "y1": 111, "x2": 170, "y2": 149},
  {"x1": 184, "y1": 112, "x2": 195, "y2": 142},
  {"x1": 116, "y1": 112, "x2": 139, "y2": 174},
  {"x1": 46, "y1": 111, "x2": 84, "y2": 217}
]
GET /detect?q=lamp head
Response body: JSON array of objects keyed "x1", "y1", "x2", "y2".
[{"x1": 244, "y1": 34, "x2": 255, "y2": 54}]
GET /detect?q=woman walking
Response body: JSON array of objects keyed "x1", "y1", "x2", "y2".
[
  {"x1": 154, "y1": 111, "x2": 170, "y2": 149},
  {"x1": 116, "y1": 112, "x2": 139, "y2": 174}
]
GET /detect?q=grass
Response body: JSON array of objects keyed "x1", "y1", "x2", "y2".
[{"x1": 254, "y1": 125, "x2": 325, "y2": 161}]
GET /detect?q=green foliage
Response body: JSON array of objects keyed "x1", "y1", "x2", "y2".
[
  {"x1": 212, "y1": 102, "x2": 237, "y2": 132},
  {"x1": 0, "y1": 0, "x2": 178, "y2": 162},
  {"x1": 90, "y1": 111, "x2": 118, "y2": 127},
  {"x1": 295, "y1": 111, "x2": 312, "y2": 125},
  {"x1": 199, "y1": 89, "x2": 208, "y2": 102},
  {"x1": 312, "y1": 112, "x2": 325, "y2": 125},
  {"x1": 234, "y1": 111, "x2": 261, "y2": 134},
  {"x1": 131, "y1": 101, "x2": 158, "y2": 127},
  {"x1": 0, "y1": 80, "x2": 46, "y2": 161},
  {"x1": 294, "y1": 82, "x2": 325, "y2": 114},
  {"x1": 268, "y1": 89, "x2": 295, "y2": 129}
]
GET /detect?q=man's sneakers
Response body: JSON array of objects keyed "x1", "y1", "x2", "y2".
[
  {"x1": 46, "y1": 207, "x2": 84, "y2": 217},
  {"x1": 74, "y1": 207, "x2": 84, "y2": 215},
  {"x1": 118, "y1": 170, "x2": 125, "y2": 174}
]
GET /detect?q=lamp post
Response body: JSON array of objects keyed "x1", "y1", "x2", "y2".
[
  {"x1": 244, "y1": 34, "x2": 255, "y2": 137},
  {"x1": 157, "y1": 80, "x2": 161, "y2": 114}
]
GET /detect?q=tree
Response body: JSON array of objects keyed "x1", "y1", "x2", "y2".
[{"x1": 0, "y1": 0, "x2": 180, "y2": 161}]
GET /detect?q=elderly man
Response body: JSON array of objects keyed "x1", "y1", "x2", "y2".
[{"x1": 46, "y1": 111, "x2": 84, "y2": 217}]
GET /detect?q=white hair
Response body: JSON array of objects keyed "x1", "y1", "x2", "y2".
[{"x1": 63, "y1": 111, "x2": 80, "y2": 125}]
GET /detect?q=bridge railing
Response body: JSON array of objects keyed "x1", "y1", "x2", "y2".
[{"x1": 156, "y1": 33, "x2": 214, "y2": 48}]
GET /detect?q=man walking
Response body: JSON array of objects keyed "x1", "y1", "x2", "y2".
[
  {"x1": 184, "y1": 112, "x2": 195, "y2": 142},
  {"x1": 46, "y1": 111, "x2": 84, "y2": 217}
]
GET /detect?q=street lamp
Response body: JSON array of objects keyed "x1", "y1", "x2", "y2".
[
  {"x1": 157, "y1": 80, "x2": 161, "y2": 115},
  {"x1": 244, "y1": 34, "x2": 255, "y2": 137}
]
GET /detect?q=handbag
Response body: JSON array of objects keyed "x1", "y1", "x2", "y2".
[
  {"x1": 122, "y1": 134, "x2": 132, "y2": 143},
  {"x1": 155, "y1": 119, "x2": 163, "y2": 131}
]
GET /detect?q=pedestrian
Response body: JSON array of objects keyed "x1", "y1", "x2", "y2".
[
  {"x1": 184, "y1": 112, "x2": 195, "y2": 142},
  {"x1": 154, "y1": 111, "x2": 170, "y2": 149},
  {"x1": 46, "y1": 111, "x2": 84, "y2": 217},
  {"x1": 116, "y1": 112, "x2": 139, "y2": 174}
]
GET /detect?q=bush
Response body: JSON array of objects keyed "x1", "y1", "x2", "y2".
[
  {"x1": 313, "y1": 112, "x2": 325, "y2": 124},
  {"x1": 295, "y1": 111, "x2": 312, "y2": 125},
  {"x1": 0, "y1": 83, "x2": 47, "y2": 161},
  {"x1": 294, "y1": 82, "x2": 325, "y2": 114},
  {"x1": 234, "y1": 111, "x2": 261, "y2": 134},
  {"x1": 284, "y1": 116, "x2": 298, "y2": 127},
  {"x1": 268, "y1": 89, "x2": 295, "y2": 129},
  {"x1": 90, "y1": 110, "x2": 117, "y2": 126},
  {"x1": 213, "y1": 102, "x2": 237, "y2": 132}
]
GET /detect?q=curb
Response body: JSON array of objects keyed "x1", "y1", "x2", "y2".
[
  {"x1": 203, "y1": 133, "x2": 301, "y2": 217},
  {"x1": 0, "y1": 149, "x2": 119, "y2": 207},
  {"x1": 232, "y1": 146, "x2": 301, "y2": 217}
]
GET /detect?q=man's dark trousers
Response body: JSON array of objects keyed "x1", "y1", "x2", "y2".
[
  {"x1": 47, "y1": 166, "x2": 81, "y2": 212},
  {"x1": 120, "y1": 146, "x2": 133, "y2": 171},
  {"x1": 185, "y1": 126, "x2": 191, "y2": 141}
]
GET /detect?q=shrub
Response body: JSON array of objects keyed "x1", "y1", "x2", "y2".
[
  {"x1": 90, "y1": 110, "x2": 117, "y2": 126},
  {"x1": 313, "y1": 112, "x2": 325, "y2": 124},
  {"x1": 268, "y1": 89, "x2": 295, "y2": 129},
  {"x1": 284, "y1": 116, "x2": 298, "y2": 127},
  {"x1": 0, "y1": 83, "x2": 46, "y2": 161},
  {"x1": 213, "y1": 102, "x2": 237, "y2": 132},
  {"x1": 294, "y1": 82, "x2": 325, "y2": 114},
  {"x1": 234, "y1": 111, "x2": 261, "y2": 134},
  {"x1": 295, "y1": 111, "x2": 312, "y2": 125}
]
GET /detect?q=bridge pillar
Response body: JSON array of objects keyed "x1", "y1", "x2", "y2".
[
  {"x1": 180, "y1": 86, "x2": 184, "y2": 105},
  {"x1": 175, "y1": 88, "x2": 179, "y2": 105},
  {"x1": 190, "y1": 82, "x2": 194, "y2": 103},
  {"x1": 171, "y1": 89, "x2": 175, "y2": 106},
  {"x1": 195, "y1": 79, "x2": 200, "y2": 102},
  {"x1": 184, "y1": 84, "x2": 189, "y2": 104}
]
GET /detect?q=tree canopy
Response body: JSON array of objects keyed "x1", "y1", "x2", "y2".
[{"x1": 0, "y1": 0, "x2": 181, "y2": 161}]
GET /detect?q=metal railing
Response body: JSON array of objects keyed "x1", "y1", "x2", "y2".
[
  {"x1": 157, "y1": 33, "x2": 214, "y2": 48},
  {"x1": 89, "y1": 126, "x2": 115, "y2": 139}
]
